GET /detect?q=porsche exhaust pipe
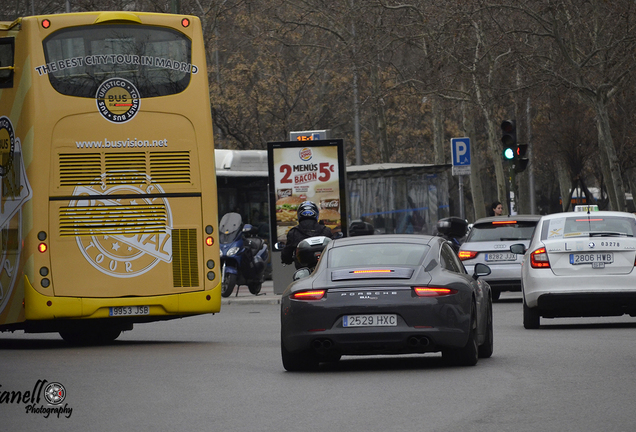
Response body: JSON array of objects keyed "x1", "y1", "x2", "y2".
[
  {"x1": 312, "y1": 339, "x2": 334, "y2": 350},
  {"x1": 408, "y1": 336, "x2": 430, "y2": 347}
]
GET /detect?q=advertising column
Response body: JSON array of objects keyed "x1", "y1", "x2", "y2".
[{"x1": 267, "y1": 140, "x2": 347, "y2": 294}]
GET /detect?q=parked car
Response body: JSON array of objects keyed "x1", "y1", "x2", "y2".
[
  {"x1": 280, "y1": 234, "x2": 493, "y2": 371},
  {"x1": 459, "y1": 215, "x2": 541, "y2": 300},
  {"x1": 511, "y1": 211, "x2": 636, "y2": 329}
]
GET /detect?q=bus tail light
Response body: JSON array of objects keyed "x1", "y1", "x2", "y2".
[
  {"x1": 414, "y1": 287, "x2": 458, "y2": 297},
  {"x1": 530, "y1": 247, "x2": 550, "y2": 268},
  {"x1": 458, "y1": 250, "x2": 478, "y2": 261},
  {"x1": 42, "y1": 19, "x2": 51, "y2": 29},
  {"x1": 38, "y1": 243, "x2": 47, "y2": 253},
  {"x1": 205, "y1": 237, "x2": 214, "y2": 246},
  {"x1": 181, "y1": 18, "x2": 190, "y2": 27}
]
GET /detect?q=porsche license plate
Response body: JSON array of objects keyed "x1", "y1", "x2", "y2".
[
  {"x1": 109, "y1": 306, "x2": 150, "y2": 316},
  {"x1": 343, "y1": 314, "x2": 397, "y2": 327},
  {"x1": 569, "y1": 253, "x2": 613, "y2": 265}
]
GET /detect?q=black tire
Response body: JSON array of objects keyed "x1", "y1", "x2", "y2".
[
  {"x1": 523, "y1": 299, "x2": 540, "y2": 329},
  {"x1": 221, "y1": 273, "x2": 237, "y2": 298},
  {"x1": 443, "y1": 303, "x2": 479, "y2": 366},
  {"x1": 281, "y1": 338, "x2": 319, "y2": 372},
  {"x1": 248, "y1": 282, "x2": 262, "y2": 295},
  {"x1": 478, "y1": 299, "x2": 494, "y2": 358},
  {"x1": 60, "y1": 328, "x2": 121, "y2": 345}
]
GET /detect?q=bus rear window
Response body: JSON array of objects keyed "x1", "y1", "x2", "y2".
[{"x1": 43, "y1": 24, "x2": 193, "y2": 98}]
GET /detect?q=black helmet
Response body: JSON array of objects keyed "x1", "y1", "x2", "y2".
[{"x1": 297, "y1": 201, "x2": 319, "y2": 222}]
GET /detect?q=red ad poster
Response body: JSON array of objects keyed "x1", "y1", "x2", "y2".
[{"x1": 267, "y1": 140, "x2": 347, "y2": 245}]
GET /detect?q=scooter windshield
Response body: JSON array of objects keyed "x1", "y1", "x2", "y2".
[{"x1": 219, "y1": 212, "x2": 243, "y2": 244}]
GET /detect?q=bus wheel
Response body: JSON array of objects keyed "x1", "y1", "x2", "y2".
[
  {"x1": 222, "y1": 273, "x2": 237, "y2": 297},
  {"x1": 248, "y1": 282, "x2": 262, "y2": 295},
  {"x1": 60, "y1": 328, "x2": 121, "y2": 345}
]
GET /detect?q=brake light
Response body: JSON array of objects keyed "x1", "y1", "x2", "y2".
[
  {"x1": 530, "y1": 247, "x2": 550, "y2": 268},
  {"x1": 458, "y1": 250, "x2": 478, "y2": 261},
  {"x1": 414, "y1": 287, "x2": 458, "y2": 297},
  {"x1": 291, "y1": 290, "x2": 326, "y2": 301},
  {"x1": 492, "y1": 220, "x2": 517, "y2": 224},
  {"x1": 352, "y1": 269, "x2": 392, "y2": 274}
]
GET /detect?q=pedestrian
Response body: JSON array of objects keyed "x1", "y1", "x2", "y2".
[
  {"x1": 281, "y1": 201, "x2": 333, "y2": 269},
  {"x1": 491, "y1": 201, "x2": 503, "y2": 216}
]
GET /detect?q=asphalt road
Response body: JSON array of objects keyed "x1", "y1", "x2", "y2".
[{"x1": 2, "y1": 292, "x2": 636, "y2": 432}]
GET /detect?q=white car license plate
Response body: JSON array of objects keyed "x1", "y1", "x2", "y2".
[
  {"x1": 109, "y1": 306, "x2": 150, "y2": 317},
  {"x1": 485, "y1": 253, "x2": 516, "y2": 262},
  {"x1": 343, "y1": 314, "x2": 397, "y2": 327},
  {"x1": 569, "y1": 253, "x2": 613, "y2": 265}
]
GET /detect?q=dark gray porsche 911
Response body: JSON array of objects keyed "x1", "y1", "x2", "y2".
[{"x1": 280, "y1": 234, "x2": 494, "y2": 371}]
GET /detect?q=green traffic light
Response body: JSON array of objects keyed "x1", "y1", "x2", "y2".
[{"x1": 503, "y1": 148, "x2": 515, "y2": 160}]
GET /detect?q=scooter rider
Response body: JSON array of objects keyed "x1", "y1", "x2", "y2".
[{"x1": 281, "y1": 201, "x2": 333, "y2": 269}]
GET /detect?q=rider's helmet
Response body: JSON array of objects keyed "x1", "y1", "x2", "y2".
[{"x1": 297, "y1": 201, "x2": 319, "y2": 222}]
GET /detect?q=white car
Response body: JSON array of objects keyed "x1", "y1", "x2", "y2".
[
  {"x1": 511, "y1": 211, "x2": 636, "y2": 329},
  {"x1": 459, "y1": 215, "x2": 541, "y2": 301}
]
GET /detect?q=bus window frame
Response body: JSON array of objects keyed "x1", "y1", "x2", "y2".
[{"x1": 0, "y1": 37, "x2": 15, "y2": 88}]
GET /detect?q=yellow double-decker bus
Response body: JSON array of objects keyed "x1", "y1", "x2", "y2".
[{"x1": 0, "y1": 11, "x2": 221, "y2": 343}]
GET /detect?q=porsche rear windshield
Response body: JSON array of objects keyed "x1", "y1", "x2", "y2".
[
  {"x1": 42, "y1": 24, "x2": 192, "y2": 98},
  {"x1": 541, "y1": 215, "x2": 636, "y2": 240},
  {"x1": 329, "y1": 244, "x2": 429, "y2": 267},
  {"x1": 466, "y1": 221, "x2": 537, "y2": 242}
]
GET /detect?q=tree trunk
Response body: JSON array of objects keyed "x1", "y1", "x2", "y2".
[
  {"x1": 461, "y1": 96, "x2": 486, "y2": 221},
  {"x1": 555, "y1": 156, "x2": 572, "y2": 212},
  {"x1": 594, "y1": 99, "x2": 626, "y2": 211},
  {"x1": 432, "y1": 96, "x2": 445, "y2": 165}
]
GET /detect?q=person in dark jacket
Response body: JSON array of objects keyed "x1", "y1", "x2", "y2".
[{"x1": 281, "y1": 201, "x2": 333, "y2": 268}]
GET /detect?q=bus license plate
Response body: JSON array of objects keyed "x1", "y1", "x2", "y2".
[
  {"x1": 109, "y1": 306, "x2": 150, "y2": 317},
  {"x1": 485, "y1": 253, "x2": 516, "y2": 262},
  {"x1": 569, "y1": 253, "x2": 613, "y2": 265},
  {"x1": 343, "y1": 314, "x2": 397, "y2": 327}
]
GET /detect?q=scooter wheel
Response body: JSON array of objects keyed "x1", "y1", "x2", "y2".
[
  {"x1": 248, "y1": 282, "x2": 262, "y2": 295},
  {"x1": 222, "y1": 273, "x2": 237, "y2": 298}
]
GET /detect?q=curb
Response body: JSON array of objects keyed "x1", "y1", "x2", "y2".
[{"x1": 221, "y1": 295, "x2": 281, "y2": 305}]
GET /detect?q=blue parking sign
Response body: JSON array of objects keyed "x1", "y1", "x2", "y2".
[
  {"x1": 451, "y1": 137, "x2": 471, "y2": 166},
  {"x1": 451, "y1": 137, "x2": 471, "y2": 176}
]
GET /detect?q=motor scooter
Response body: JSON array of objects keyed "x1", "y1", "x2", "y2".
[
  {"x1": 436, "y1": 216, "x2": 469, "y2": 254},
  {"x1": 219, "y1": 212, "x2": 269, "y2": 298}
]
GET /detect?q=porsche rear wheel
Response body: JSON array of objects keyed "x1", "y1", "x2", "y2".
[
  {"x1": 443, "y1": 303, "x2": 478, "y2": 366},
  {"x1": 478, "y1": 299, "x2": 494, "y2": 358},
  {"x1": 281, "y1": 338, "x2": 319, "y2": 372}
]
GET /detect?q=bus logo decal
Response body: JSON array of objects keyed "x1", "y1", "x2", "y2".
[
  {"x1": 0, "y1": 116, "x2": 16, "y2": 177},
  {"x1": 70, "y1": 174, "x2": 173, "y2": 278},
  {"x1": 0, "y1": 117, "x2": 33, "y2": 314},
  {"x1": 95, "y1": 78, "x2": 141, "y2": 124}
]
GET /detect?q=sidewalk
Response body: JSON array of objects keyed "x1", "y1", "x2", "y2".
[{"x1": 221, "y1": 280, "x2": 282, "y2": 305}]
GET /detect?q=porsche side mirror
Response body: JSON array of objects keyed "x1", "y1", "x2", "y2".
[{"x1": 473, "y1": 263, "x2": 491, "y2": 280}]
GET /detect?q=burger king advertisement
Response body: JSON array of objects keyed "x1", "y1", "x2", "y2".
[{"x1": 267, "y1": 139, "x2": 348, "y2": 245}]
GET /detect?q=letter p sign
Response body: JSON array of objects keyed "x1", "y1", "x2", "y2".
[{"x1": 451, "y1": 137, "x2": 471, "y2": 166}]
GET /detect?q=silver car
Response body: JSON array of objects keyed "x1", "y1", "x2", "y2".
[{"x1": 459, "y1": 215, "x2": 541, "y2": 300}]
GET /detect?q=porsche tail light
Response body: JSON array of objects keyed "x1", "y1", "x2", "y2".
[
  {"x1": 291, "y1": 290, "x2": 326, "y2": 301},
  {"x1": 458, "y1": 250, "x2": 478, "y2": 261},
  {"x1": 530, "y1": 247, "x2": 550, "y2": 268},
  {"x1": 414, "y1": 287, "x2": 458, "y2": 297}
]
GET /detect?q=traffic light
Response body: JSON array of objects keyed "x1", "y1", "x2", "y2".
[
  {"x1": 501, "y1": 120, "x2": 516, "y2": 160},
  {"x1": 513, "y1": 143, "x2": 529, "y2": 172}
]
